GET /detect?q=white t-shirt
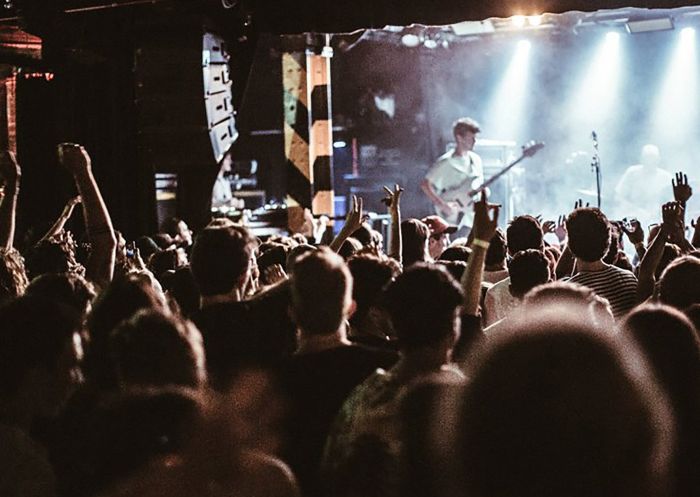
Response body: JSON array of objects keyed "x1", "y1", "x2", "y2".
[{"x1": 425, "y1": 150, "x2": 484, "y2": 198}]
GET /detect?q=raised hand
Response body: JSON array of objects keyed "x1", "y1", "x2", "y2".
[
  {"x1": 382, "y1": 184, "x2": 404, "y2": 216},
  {"x1": 672, "y1": 171, "x2": 692, "y2": 204},
  {"x1": 661, "y1": 201, "x2": 685, "y2": 244},
  {"x1": 343, "y1": 195, "x2": 369, "y2": 234},
  {"x1": 471, "y1": 191, "x2": 500, "y2": 242},
  {"x1": 621, "y1": 218, "x2": 644, "y2": 245},
  {"x1": 0, "y1": 150, "x2": 20, "y2": 184},
  {"x1": 58, "y1": 143, "x2": 92, "y2": 176},
  {"x1": 542, "y1": 219, "x2": 556, "y2": 235},
  {"x1": 62, "y1": 195, "x2": 82, "y2": 216},
  {"x1": 554, "y1": 215, "x2": 567, "y2": 243},
  {"x1": 263, "y1": 264, "x2": 288, "y2": 285},
  {"x1": 574, "y1": 199, "x2": 590, "y2": 210}
]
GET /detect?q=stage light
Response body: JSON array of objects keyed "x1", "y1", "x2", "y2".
[
  {"x1": 483, "y1": 39, "x2": 532, "y2": 141},
  {"x1": 528, "y1": 15, "x2": 542, "y2": 26},
  {"x1": 566, "y1": 30, "x2": 623, "y2": 133},
  {"x1": 424, "y1": 38, "x2": 438, "y2": 49},
  {"x1": 626, "y1": 17, "x2": 673, "y2": 34},
  {"x1": 333, "y1": 141, "x2": 347, "y2": 148},
  {"x1": 400, "y1": 33, "x2": 421, "y2": 48},
  {"x1": 606, "y1": 31, "x2": 621, "y2": 43},
  {"x1": 651, "y1": 24, "x2": 698, "y2": 146},
  {"x1": 511, "y1": 15, "x2": 526, "y2": 28}
]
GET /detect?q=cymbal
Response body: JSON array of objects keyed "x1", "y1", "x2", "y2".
[{"x1": 576, "y1": 189, "x2": 605, "y2": 199}]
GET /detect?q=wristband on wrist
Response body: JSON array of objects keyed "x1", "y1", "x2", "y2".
[{"x1": 473, "y1": 238, "x2": 490, "y2": 249}]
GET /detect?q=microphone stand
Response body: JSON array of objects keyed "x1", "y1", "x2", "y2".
[{"x1": 591, "y1": 131, "x2": 602, "y2": 209}]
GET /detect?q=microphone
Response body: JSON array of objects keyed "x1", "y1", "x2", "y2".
[{"x1": 591, "y1": 130, "x2": 598, "y2": 141}]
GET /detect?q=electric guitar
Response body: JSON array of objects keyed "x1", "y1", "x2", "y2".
[{"x1": 433, "y1": 141, "x2": 545, "y2": 228}]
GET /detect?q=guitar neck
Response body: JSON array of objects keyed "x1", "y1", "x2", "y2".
[{"x1": 473, "y1": 154, "x2": 527, "y2": 195}]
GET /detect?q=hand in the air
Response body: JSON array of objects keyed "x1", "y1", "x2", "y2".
[
  {"x1": 621, "y1": 218, "x2": 644, "y2": 245},
  {"x1": 58, "y1": 143, "x2": 92, "y2": 176},
  {"x1": 672, "y1": 171, "x2": 692, "y2": 204},
  {"x1": 471, "y1": 191, "x2": 500, "y2": 242},
  {"x1": 382, "y1": 184, "x2": 404, "y2": 217},
  {"x1": 574, "y1": 199, "x2": 590, "y2": 210},
  {"x1": 554, "y1": 215, "x2": 567, "y2": 243},
  {"x1": 343, "y1": 195, "x2": 369, "y2": 233}
]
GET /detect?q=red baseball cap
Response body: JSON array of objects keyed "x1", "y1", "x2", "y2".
[{"x1": 421, "y1": 215, "x2": 458, "y2": 236}]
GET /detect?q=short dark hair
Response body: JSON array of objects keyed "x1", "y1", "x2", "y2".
[
  {"x1": 506, "y1": 216, "x2": 543, "y2": 255},
  {"x1": 0, "y1": 295, "x2": 81, "y2": 397},
  {"x1": 26, "y1": 272, "x2": 96, "y2": 317},
  {"x1": 384, "y1": 264, "x2": 463, "y2": 350},
  {"x1": 348, "y1": 254, "x2": 398, "y2": 325},
  {"x1": 401, "y1": 219, "x2": 430, "y2": 267},
  {"x1": 439, "y1": 245, "x2": 472, "y2": 263},
  {"x1": 111, "y1": 310, "x2": 206, "y2": 388},
  {"x1": 566, "y1": 208, "x2": 610, "y2": 262},
  {"x1": 451, "y1": 318, "x2": 671, "y2": 497},
  {"x1": 453, "y1": 117, "x2": 481, "y2": 137},
  {"x1": 508, "y1": 249, "x2": 550, "y2": 299},
  {"x1": 659, "y1": 256, "x2": 700, "y2": 310},
  {"x1": 190, "y1": 225, "x2": 255, "y2": 297},
  {"x1": 291, "y1": 247, "x2": 352, "y2": 335},
  {"x1": 485, "y1": 228, "x2": 507, "y2": 267}
]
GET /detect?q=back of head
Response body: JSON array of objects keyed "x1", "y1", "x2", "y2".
[
  {"x1": 485, "y1": 228, "x2": 507, "y2": 267},
  {"x1": 348, "y1": 254, "x2": 397, "y2": 325},
  {"x1": 449, "y1": 314, "x2": 671, "y2": 497},
  {"x1": 659, "y1": 256, "x2": 700, "y2": 310},
  {"x1": 383, "y1": 263, "x2": 463, "y2": 350},
  {"x1": 338, "y1": 236, "x2": 363, "y2": 260},
  {"x1": 26, "y1": 271, "x2": 96, "y2": 318},
  {"x1": 524, "y1": 281, "x2": 615, "y2": 330},
  {"x1": 622, "y1": 305, "x2": 700, "y2": 497},
  {"x1": 190, "y1": 224, "x2": 254, "y2": 297},
  {"x1": 506, "y1": 216, "x2": 543, "y2": 255},
  {"x1": 86, "y1": 275, "x2": 166, "y2": 389},
  {"x1": 0, "y1": 295, "x2": 81, "y2": 400},
  {"x1": 566, "y1": 208, "x2": 610, "y2": 262},
  {"x1": 26, "y1": 239, "x2": 78, "y2": 279},
  {"x1": 111, "y1": 310, "x2": 206, "y2": 389},
  {"x1": 438, "y1": 245, "x2": 471, "y2": 263},
  {"x1": 508, "y1": 249, "x2": 550, "y2": 299},
  {"x1": 401, "y1": 219, "x2": 430, "y2": 267},
  {"x1": 291, "y1": 247, "x2": 352, "y2": 335}
]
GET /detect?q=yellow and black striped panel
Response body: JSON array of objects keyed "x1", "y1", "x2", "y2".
[
  {"x1": 282, "y1": 52, "x2": 312, "y2": 209},
  {"x1": 307, "y1": 52, "x2": 335, "y2": 220}
]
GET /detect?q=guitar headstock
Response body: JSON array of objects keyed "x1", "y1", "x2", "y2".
[{"x1": 521, "y1": 141, "x2": 545, "y2": 158}]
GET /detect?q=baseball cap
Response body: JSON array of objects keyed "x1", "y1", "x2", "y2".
[{"x1": 421, "y1": 215, "x2": 458, "y2": 236}]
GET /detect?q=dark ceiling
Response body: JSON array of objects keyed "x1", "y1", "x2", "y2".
[{"x1": 2, "y1": 0, "x2": 699, "y2": 34}]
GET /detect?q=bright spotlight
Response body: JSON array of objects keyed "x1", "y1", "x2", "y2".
[
  {"x1": 484, "y1": 40, "x2": 532, "y2": 141},
  {"x1": 400, "y1": 33, "x2": 421, "y2": 48},
  {"x1": 651, "y1": 23, "x2": 698, "y2": 146},
  {"x1": 566, "y1": 29, "x2": 623, "y2": 133},
  {"x1": 511, "y1": 15, "x2": 526, "y2": 28},
  {"x1": 606, "y1": 31, "x2": 621, "y2": 43},
  {"x1": 528, "y1": 15, "x2": 542, "y2": 26}
]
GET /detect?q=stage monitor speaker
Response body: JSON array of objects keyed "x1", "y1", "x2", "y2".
[{"x1": 135, "y1": 31, "x2": 238, "y2": 172}]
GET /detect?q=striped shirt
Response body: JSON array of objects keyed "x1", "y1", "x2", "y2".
[{"x1": 568, "y1": 265, "x2": 638, "y2": 319}]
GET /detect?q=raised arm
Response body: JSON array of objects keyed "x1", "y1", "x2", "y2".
[
  {"x1": 0, "y1": 151, "x2": 21, "y2": 250},
  {"x1": 461, "y1": 191, "x2": 500, "y2": 315},
  {"x1": 329, "y1": 195, "x2": 367, "y2": 253},
  {"x1": 39, "y1": 195, "x2": 82, "y2": 242},
  {"x1": 383, "y1": 184, "x2": 403, "y2": 263},
  {"x1": 637, "y1": 202, "x2": 678, "y2": 301},
  {"x1": 621, "y1": 218, "x2": 646, "y2": 261},
  {"x1": 58, "y1": 143, "x2": 117, "y2": 287}
]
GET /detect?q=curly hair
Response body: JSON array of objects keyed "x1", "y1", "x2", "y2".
[{"x1": 0, "y1": 248, "x2": 29, "y2": 303}]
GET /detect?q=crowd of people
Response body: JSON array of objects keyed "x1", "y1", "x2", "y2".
[{"x1": 0, "y1": 143, "x2": 699, "y2": 497}]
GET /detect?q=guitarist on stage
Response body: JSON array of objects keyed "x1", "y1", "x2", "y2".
[{"x1": 420, "y1": 117, "x2": 484, "y2": 227}]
